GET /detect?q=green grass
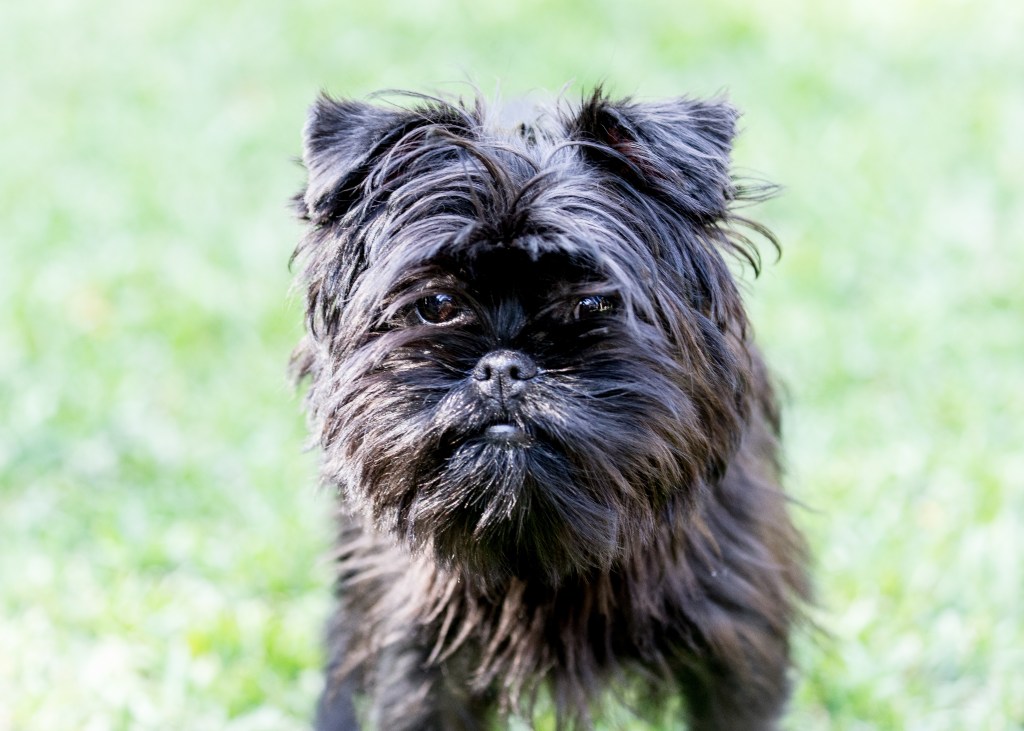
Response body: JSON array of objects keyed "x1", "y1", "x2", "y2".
[{"x1": 2, "y1": 0, "x2": 1022, "y2": 728}]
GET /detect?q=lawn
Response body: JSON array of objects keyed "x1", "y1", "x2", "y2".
[{"x1": 1, "y1": 0, "x2": 1022, "y2": 728}]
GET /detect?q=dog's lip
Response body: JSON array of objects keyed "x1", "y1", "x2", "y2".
[{"x1": 483, "y1": 423, "x2": 530, "y2": 445}]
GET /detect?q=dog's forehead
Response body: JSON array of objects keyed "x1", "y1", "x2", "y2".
[
  {"x1": 452, "y1": 247, "x2": 597, "y2": 289},
  {"x1": 383, "y1": 249, "x2": 596, "y2": 306},
  {"x1": 372, "y1": 159, "x2": 614, "y2": 272},
  {"x1": 358, "y1": 96, "x2": 665, "y2": 297}
]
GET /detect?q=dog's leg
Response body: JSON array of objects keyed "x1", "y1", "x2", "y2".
[
  {"x1": 315, "y1": 612, "x2": 360, "y2": 731},
  {"x1": 677, "y1": 625, "x2": 792, "y2": 731},
  {"x1": 315, "y1": 676, "x2": 359, "y2": 731},
  {"x1": 368, "y1": 640, "x2": 492, "y2": 731}
]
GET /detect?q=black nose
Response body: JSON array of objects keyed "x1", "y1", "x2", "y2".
[{"x1": 473, "y1": 350, "x2": 538, "y2": 402}]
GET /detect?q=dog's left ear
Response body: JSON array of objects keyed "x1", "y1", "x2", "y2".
[{"x1": 568, "y1": 90, "x2": 738, "y2": 221}]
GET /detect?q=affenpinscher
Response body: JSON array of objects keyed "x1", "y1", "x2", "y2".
[{"x1": 290, "y1": 88, "x2": 809, "y2": 731}]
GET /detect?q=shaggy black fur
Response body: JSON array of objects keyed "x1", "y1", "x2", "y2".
[{"x1": 291, "y1": 87, "x2": 809, "y2": 731}]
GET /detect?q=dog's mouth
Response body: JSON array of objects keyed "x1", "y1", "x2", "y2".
[
  {"x1": 482, "y1": 422, "x2": 530, "y2": 445},
  {"x1": 428, "y1": 418, "x2": 534, "y2": 466}
]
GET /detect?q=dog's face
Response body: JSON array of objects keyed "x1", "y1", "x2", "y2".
[{"x1": 293, "y1": 91, "x2": 765, "y2": 585}]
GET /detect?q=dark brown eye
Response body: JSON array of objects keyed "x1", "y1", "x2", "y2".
[
  {"x1": 572, "y1": 295, "x2": 615, "y2": 321},
  {"x1": 415, "y1": 293, "x2": 463, "y2": 324}
]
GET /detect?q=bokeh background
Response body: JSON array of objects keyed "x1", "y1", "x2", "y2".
[{"x1": 2, "y1": 0, "x2": 1022, "y2": 728}]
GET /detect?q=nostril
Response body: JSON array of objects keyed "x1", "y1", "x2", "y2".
[
  {"x1": 507, "y1": 357, "x2": 537, "y2": 381},
  {"x1": 473, "y1": 350, "x2": 538, "y2": 386}
]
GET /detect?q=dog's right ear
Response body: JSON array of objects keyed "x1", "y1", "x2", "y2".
[{"x1": 297, "y1": 95, "x2": 413, "y2": 224}]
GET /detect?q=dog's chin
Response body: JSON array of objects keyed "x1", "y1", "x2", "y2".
[{"x1": 404, "y1": 429, "x2": 623, "y2": 587}]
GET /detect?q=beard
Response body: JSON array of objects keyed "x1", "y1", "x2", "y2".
[{"x1": 309, "y1": 308, "x2": 744, "y2": 587}]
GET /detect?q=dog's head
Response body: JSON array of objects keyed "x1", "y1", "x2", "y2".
[{"x1": 292, "y1": 89, "x2": 772, "y2": 586}]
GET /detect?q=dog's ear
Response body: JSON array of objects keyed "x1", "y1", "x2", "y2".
[
  {"x1": 567, "y1": 89, "x2": 738, "y2": 220},
  {"x1": 293, "y1": 94, "x2": 477, "y2": 342},
  {"x1": 297, "y1": 95, "x2": 415, "y2": 224}
]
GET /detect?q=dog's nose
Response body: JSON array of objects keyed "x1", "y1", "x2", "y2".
[{"x1": 473, "y1": 350, "x2": 537, "y2": 402}]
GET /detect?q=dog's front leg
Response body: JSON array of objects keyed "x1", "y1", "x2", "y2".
[{"x1": 368, "y1": 639, "x2": 492, "y2": 731}]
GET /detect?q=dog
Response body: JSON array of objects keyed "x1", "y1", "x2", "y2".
[{"x1": 290, "y1": 87, "x2": 809, "y2": 730}]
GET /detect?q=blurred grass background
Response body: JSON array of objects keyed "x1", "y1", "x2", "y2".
[{"x1": 2, "y1": 0, "x2": 1022, "y2": 728}]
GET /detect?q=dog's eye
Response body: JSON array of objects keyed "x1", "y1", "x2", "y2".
[
  {"x1": 572, "y1": 295, "x2": 615, "y2": 321},
  {"x1": 415, "y1": 293, "x2": 463, "y2": 325}
]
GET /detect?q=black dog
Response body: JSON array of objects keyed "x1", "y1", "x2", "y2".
[{"x1": 291, "y1": 88, "x2": 809, "y2": 730}]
